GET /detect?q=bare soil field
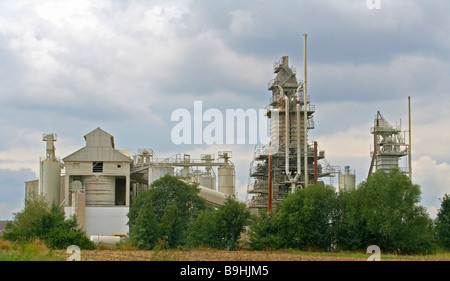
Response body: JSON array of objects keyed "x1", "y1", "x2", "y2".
[{"x1": 67, "y1": 249, "x2": 450, "y2": 261}]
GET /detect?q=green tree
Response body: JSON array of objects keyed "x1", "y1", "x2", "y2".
[
  {"x1": 215, "y1": 196, "x2": 251, "y2": 250},
  {"x1": 127, "y1": 175, "x2": 206, "y2": 249},
  {"x1": 2, "y1": 194, "x2": 49, "y2": 243},
  {"x1": 435, "y1": 194, "x2": 450, "y2": 250},
  {"x1": 2, "y1": 194, "x2": 94, "y2": 250},
  {"x1": 187, "y1": 196, "x2": 250, "y2": 250},
  {"x1": 129, "y1": 200, "x2": 160, "y2": 249},
  {"x1": 186, "y1": 206, "x2": 217, "y2": 248},
  {"x1": 248, "y1": 211, "x2": 281, "y2": 250},
  {"x1": 275, "y1": 184, "x2": 338, "y2": 250},
  {"x1": 248, "y1": 184, "x2": 337, "y2": 250},
  {"x1": 159, "y1": 203, "x2": 185, "y2": 247},
  {"x1": 333, "y1": 189, "x2": 366, "y2": 250},
  {"x1": 335, "y1": 168, "x2": 433, "y2": 253}
]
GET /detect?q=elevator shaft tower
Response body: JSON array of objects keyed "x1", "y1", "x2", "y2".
[
  {"x1": 248, "y1": 56, "x2": 334, "y2": 212},
  {"x1": 368, "y1": 111, "x2": 409, "y2": 177}
]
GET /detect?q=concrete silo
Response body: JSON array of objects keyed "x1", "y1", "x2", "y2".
[
  {"x1": 83, "y1": 175, "x2": 116, "y2": 206},
  {"x1": 39, "y1": 134, "x2": 62, "y2": 205},
  {"x1": 218, "y1": 151, "x2": 235, "y2": 196},
  {"x1": 339, "y1": 166, "x2": 356, "y2": 191}
]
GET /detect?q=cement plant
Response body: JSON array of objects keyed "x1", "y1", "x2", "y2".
[{"x1": 23, "y1": 36, "x2": 412, "y2": 244}]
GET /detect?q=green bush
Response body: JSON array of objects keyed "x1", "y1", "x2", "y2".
[
  {"x1": 129, "y1": 200, "x2": 161, "y2": 249},
  {"x1": 334, "y1": 169, "x2": 433, "y2": 254},
  {"x1": 248, "y1": 211, "x2": 281, "y2": 250},
  {"x1": 128, "y1": 175, "x2": 206, "y2": 249},
  {"x1": 435, "y1": 194, "x2": 450, "y2": 250},
  {"x1": 186, "y1": 207, "x2": 217, "y2": 248},
  {"x1": 43, "y1": 227, "x2": 95, "y2": 250},
  {"x1": 187, "y1": 196, "x2": 250, "y2": 250},
  {"x1": 2, "y1": 194, "x2": 95, "y2": 250},
  {"x1": 248, "y1": 184, "x2": 337, "y2": 250}
]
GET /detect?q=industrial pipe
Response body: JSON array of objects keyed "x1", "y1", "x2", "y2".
[
  {"x1": 284, "y1": 88, "x2": 292, "y2": 181},
  {"x1": 278, "y1": 85, "x2": 292, "y2": 181},
  {"x1": 296, "y1": 85, "x2": 302, "y2": 180},
  {"x1": 268, "y1": 141, "x2": 273, "y2": 213},
  {"x1": 314, "y1": 141, "x2": 318, "y2": 184},
  {"x1": 408, "y1": 96, "x2": 412, "y2": 180},
  {"x1": 291, "y1": 85, "x2": 303, "y2": 193},
  {"x1": 303, "y1": 33, "x2": 308, "y2": 188}
]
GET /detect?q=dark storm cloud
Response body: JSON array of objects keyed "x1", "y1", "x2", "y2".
[
  {"x1": 181, "y1": 1, "x2": 448, "y2": 62},
  {"x1": 153, "y1": 0, "x2": 450, "y2": 109}
]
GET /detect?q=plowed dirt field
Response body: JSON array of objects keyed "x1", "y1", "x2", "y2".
[{"x1": 70, "y1": 249, "x2": 449, "y2": 261}]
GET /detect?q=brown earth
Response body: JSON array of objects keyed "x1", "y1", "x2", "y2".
[{"x1": 61, "y1": 249, "x2": 450, "y2": 261}]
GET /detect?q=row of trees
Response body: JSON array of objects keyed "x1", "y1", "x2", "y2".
[
  {"x1": 127, "y1": 175, "x2": 250, "y2": 250},
  {"x1": 129, "y1": 170, "x2": 449, "y2": 254},
  {"x1": 251, "y1": 168, "x2": 449, "y2": 253}
]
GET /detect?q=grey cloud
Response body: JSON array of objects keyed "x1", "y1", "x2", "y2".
[{"x1": 0, "y1": 0, "x2": 448, "y2": 218}]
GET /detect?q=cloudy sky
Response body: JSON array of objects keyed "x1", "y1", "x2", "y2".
[{"x1": 0, "y1": 0, "x2": 449, "y2": 220}]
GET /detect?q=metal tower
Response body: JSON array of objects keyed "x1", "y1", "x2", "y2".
[
  {"x1": 368, "y1": 111, "x2": 410, "y2": 177},
  {"x1": 247, "y1": 55, "x2": 335, "y2": 213}
]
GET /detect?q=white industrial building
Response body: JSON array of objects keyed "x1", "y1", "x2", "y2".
[
  {"x1": 63, "y1": 128, "x2": 131, "y2": 236},
  {"x1": 25, "y1": 127, "x2": 240, "y2": 237}
]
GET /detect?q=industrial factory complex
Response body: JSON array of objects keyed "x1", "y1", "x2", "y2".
[
  {"x1": 25, "y1": 128, "x2": 238, "y2": 237},
  {"x1": 24, "y1": 38, "x2": 411, "y2": 238}
]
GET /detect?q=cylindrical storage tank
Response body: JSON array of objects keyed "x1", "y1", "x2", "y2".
[
  {"x1": 339, "y1": 166, "x2": 356, "y2": 191},
  {"x1": 218, "y1": 166, "x2": 235, "y2": 196},
  {"x1": 40, "y1": 160, "x2": 61, "y2": 205},
  {"x1": 199, "y1": 176, "x2": 216, "y2": 190},
  {"x1": 83, "y1": 176, "x2": 115, "y2": 206},
  {"x1": 148, "y1": 166, "x2": 174, "y2": 186}
]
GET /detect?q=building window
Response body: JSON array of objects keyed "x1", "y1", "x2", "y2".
[
  {"x1": 115, "y1": 176, "x2": 126, "y2": 206},
  {"x1": 92, "y1": 162, "x2": 103, "y2": 173}
]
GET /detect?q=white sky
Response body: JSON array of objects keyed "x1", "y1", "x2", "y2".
[{"x1": 1, "y1": 0, "x2": 449, "y2": 220}]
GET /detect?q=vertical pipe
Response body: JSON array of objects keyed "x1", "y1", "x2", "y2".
[
  {"x1": 373, "y1": 125, "x2": 377, "y2": 174},
  {"x1": 284, "y1": 94, "x2": 290, "y2": 180},
  {"x1": 408, "y1": 96, "x2": 412, "y2": 179},
  {"x1": 297, "y1": 99, "x2": 301, "y2": 178},
  {"x1": 39, "y1": 160, "x2": 43, "y2": 195},
  {"x1": 268, "y1": 142, "x2": 273, "y2": 213},
  {"x1": 296, "y1": 86, "x2": 302, "y2": 182},
  {"x1": 314, "y1": 141, "x2": 318, "y2": 184},
  {"x1": 125, "y1": 175, "x2": 130, "y2": 207},
  {"x1": 290, "y1": 86, "x2": 302, "y2": 193},
  {"x1": 303, "y1": 33, "x2": 308, "y2": 188}
]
